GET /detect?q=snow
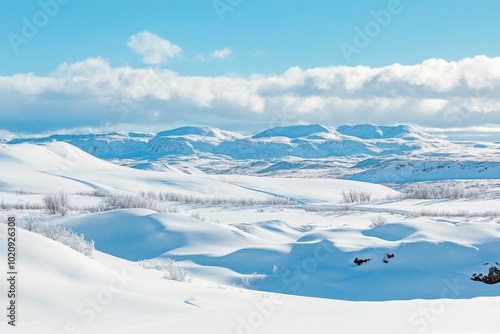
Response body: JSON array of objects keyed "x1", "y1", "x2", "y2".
[
  {"x1": 350, "y1": 160, "x2": 500, "y2": 182},
  {"x1": 0, "y1": 141, "x2": 398, "y2": 202},
  {"x1": 337, "y1": 124, "x2": 428, "y2": 140},
  {"x1": 1, "y1": 128, "x2": 500, "y2": 333},
  {"x1": 7, "y1": 123, "x2": 499, "y2": 182},
  {"x1": 252, "y1": 124, "x2": 335, "y2": 139},
  {"x1": 156, "y1": 126, "x2": 242, "y2": 140},
  {"x1": 2, "y1": 207, "x2": 500, "y2": 333}
]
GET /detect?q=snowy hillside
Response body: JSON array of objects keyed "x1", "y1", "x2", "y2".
[
  {"x1": 1, "y1": 140, "x2": 500, "y2": 333},
  {"x1": 3, "y1": 223, "x2": 500, "y2": 334},
  {"x1": 8, "y1": 124, "x2": 500, "y2": 182}
]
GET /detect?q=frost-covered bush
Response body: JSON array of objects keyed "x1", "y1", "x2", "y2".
[
  {"x1": 103, "y1": 194, "x2": 157, "y2": 211},
  {"x1": 241, "y1": 272, "x2": 266, "y2": 289},
  {"x1": 341, "y1": 189, "x2": 372, "y2": 203},
  {"x1": 158, "y1": 191, "x2": 296, "y2": 206},
  {"x1": 1, "y1": 200, "x2": 43, "y2": 210},
  {"x1": 76, "y1": 189, "x2": 109, "y2": 197},
  {"x1": 17, "y1": 219, "x2": 94, "y2": 257},
  {"x1": 369, "y1": 215, "x2": 388, "y2": 228},
  {"x1": 391, "y1": 183, "x2": 480, "y2": 200},
  {"x1": 139, "y1": 259, "x2": 192, "y2": 283},
  {"x1": 191, "y1": 211, "x2": 206, "y2": 221},
  {"x1": 235, "y1": 224, "x2": 252, "y2": 234},
  {"x1": 43, "y1": 191, "x2": 70, "y2": 216}
]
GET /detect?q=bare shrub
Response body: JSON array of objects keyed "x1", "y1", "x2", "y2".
[
  {"x1": 241, "y1": 272, "x2": 266, "y2": 289},
  {"x1": 103, "y1": 194, "x2": 157, "y2": 211},
  {"x1": 369, "y1": 215, "x2": 388, "y2": 228},
  {"x1": 139, "y1": 259, "x2": 192, "y2": 283},
  {"x1": 159, "y1": 191, "x2": 297, "y2": 206},
  {"x1": 76, "y1": 189, "x2": 109, "y2": 197},
  {"x1": 235, "y1": 224, "x2": 252, "y2": 234},
  {"x1": 74, "y1": 204, "x2": 105, "y2": 214},
  {"x1": 411, "y1": 209, "x2": 500, "y2": 219},
  {"x1": 341, "y1": 189, "x2": 372, "y2": 203},
  {"x1": 43, "y1": 191, "x2": 70, "y2": 216},
  {"x1": 390, "y1": 183, "x2": 481, "y2": 200},
  {"x1": 165, "y1": 260, "x2": 192, "y2": 282},
  {"x1": 191, "y1": 211, "x2": 205, "y2": 221},
  {"x1": 16, "y1": 219, "x2": 94, "y2": 257},
  {"x1": 1, "y1": 200, "x2": 43, "y2": 210},
  {"x1": 139, "y1": 190, "x2": 158, "y2": 200}
]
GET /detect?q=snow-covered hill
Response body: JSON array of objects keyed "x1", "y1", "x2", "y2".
[
  {"x1": 8, "y1": 124, "x2": 499, "y2": 182},
  {"x1": 0, "y1": 141, "x2": 398, "y2": 201},
  {"x1": 2, "y1": 140, "x2": 500, "y2": 333}
]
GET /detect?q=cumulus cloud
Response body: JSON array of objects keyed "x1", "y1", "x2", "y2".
[
  {"x1": 1, "y1": 55, "x2": 500, "y2": 136},
  {"x1": 127, "y1": 31, "x2": 182, "y2": 65},
  {"x1": 196, "y1": 47, "x2": 233, "y2": 61},
  {"x1": 211, "y1": 47, "x2": 233, "y2": 60}
]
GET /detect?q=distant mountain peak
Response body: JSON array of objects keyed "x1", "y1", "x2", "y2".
[
  {"x1": 252, "y1": 124, "x2": 336, "y2": 139},
  {"x1": 155, "y1": 126, "x2": 240, "y2": 140},
  {"x1": 336, "y1": 124, "x2": 427, "y2": 139}
]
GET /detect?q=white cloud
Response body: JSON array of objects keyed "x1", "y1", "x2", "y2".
[
  {"x1": 211, "y1": 47, "x2": 232, "y2": 60},
  {"x1": 422, "y1": 125, "x2": 500, "y2": 141},
  {"x1": 194, "y1": 47, "x2": 232, "y2": 62},
  {"x1": 250, "y1": 48, "x2": 266, "y2": 57},
  {"x1": 2, "y1": 55, "x2": 500, "y2": 137},
  {"x1": 127, "y1": 31, "x2": 182, "y2": 65}
]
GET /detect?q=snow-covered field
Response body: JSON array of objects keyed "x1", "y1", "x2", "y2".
[{"x1": 1, "y1": 137, "x2": 500, "y2": 333}]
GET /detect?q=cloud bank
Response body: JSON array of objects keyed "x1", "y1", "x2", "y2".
[{"x1": 1, "y1": 55, "x2": 500, "y2": 137}]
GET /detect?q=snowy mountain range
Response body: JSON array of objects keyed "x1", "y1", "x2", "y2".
[{"x1": 7, "y1": 124, "x2": 500, "y2": 182}]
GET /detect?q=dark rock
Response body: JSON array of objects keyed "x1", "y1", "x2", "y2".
[
  {"x1": 354, "y1": 257, "x2": 371, "y2": 266},
  {"x1": 471, "y1": 267, "x2": 500, "y2": 284}
]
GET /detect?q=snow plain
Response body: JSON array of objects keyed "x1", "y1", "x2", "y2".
[{"x1": 1, "y1": 128, "x2": 500, "y2": 333}]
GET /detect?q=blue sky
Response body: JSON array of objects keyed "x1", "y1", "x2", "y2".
[{"x1": 1, "y1": 0, "x2": 500, "y2": 139}]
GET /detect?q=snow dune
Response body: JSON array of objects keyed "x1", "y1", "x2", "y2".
[
  {"x1": 2, "y1": 223, "x2": 500, "y2": 334},
  {"x1": 54, "y1": 208, "x2": 500, "y2": 301}
]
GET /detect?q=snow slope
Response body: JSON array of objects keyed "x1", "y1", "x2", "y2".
[
  {"x1": 55, "y1": 208, "x2": 500, "y2": 301},
  {"x1": 3, "y1": 209, "x2": 500, "y2": 333},
  {"x1": 0, "y1": 141, "x2": 398, "y2": 202},
  {"x1": 2, "y1": 140, "x2": 500, "y2": 333}
]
